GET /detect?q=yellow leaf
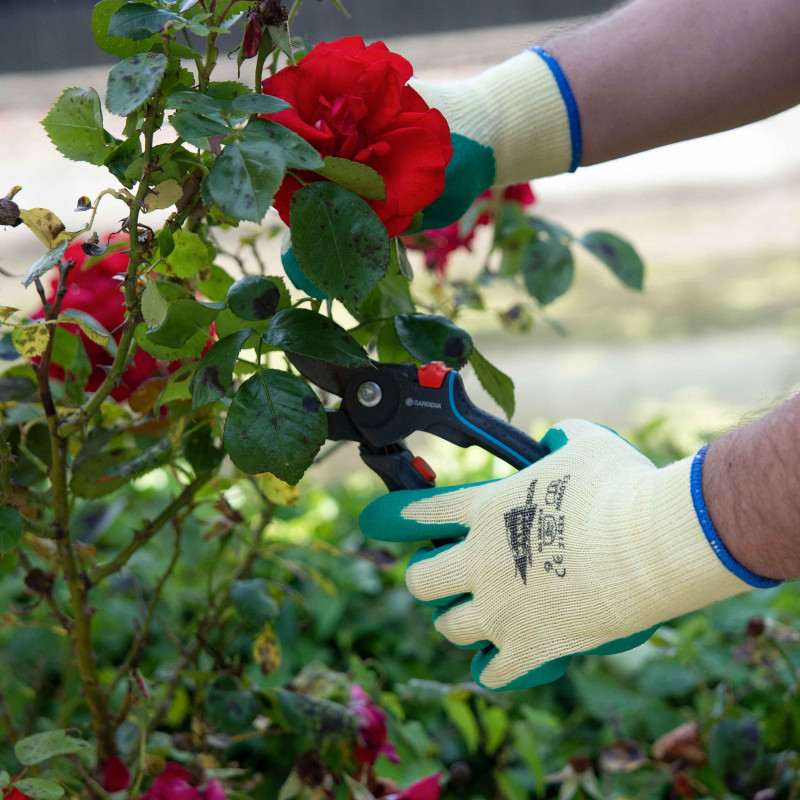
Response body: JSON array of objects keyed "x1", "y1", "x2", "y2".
[
  {"x1": 252, "y1": 622, "x2": 282, "y2": 676},
  {"x1": 24, "y1": 533, "x2": 58, "y2": 561},
  {"x1": 0, "y1": 306, "x2": 19, "y2": 322},
  {"x1": 259, "y1": 472, "x2": 299, "y2": 506},
  {"x1": 143, "y1": 179, "x2": 183, "y2": 212},
  {"x1": 11, "y1": 323, "x2": 50, "y2": 357},
  {"x1": 19, "y1": 208, "x2": 66, "y2": 249}
]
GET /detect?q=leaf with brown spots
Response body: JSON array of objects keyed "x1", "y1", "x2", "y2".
[
  {"x1": 223, "y1": 369, "x2": 327, "y2": 483},
  {"x1": 290, "y1": 182, "x2": 390, "y2": 314}
]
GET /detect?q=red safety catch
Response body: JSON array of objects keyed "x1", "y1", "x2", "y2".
[
  {"x1": 417, "y1": 361, "x2": 452, "y2": 389},
  {"x1": 411, "y1": 456, "x2": 436, "y2": 482}
]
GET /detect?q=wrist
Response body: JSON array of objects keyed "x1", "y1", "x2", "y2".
[
  {"x1": 411, "y1": 47, "x2": 582, "y2": 185},
  {"x1": 702, "y1": 432, "x2": 788, "y2": 581}
]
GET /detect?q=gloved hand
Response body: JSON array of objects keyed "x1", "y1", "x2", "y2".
[
  {"x1": 411, "y1": 47, "x2": 583, "y2": 230},
  {"x1": 359, "y1": 420, "x2": 779, "y2": 691}
]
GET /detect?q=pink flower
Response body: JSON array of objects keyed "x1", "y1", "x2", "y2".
[
  {"x1": 349, "y1": 684, "x2": 400, "y2": 766},
  {"x1": 382, "y1": 774, "x2": 442, "y2": 800},
  {"x1": 140, "y1": 763, "x2": 225, "y2": 800}
]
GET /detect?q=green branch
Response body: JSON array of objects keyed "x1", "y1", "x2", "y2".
[{"x1": 89, "y1": 473, "x2": 207, "y2": 586}]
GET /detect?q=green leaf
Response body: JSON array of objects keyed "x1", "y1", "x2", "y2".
[
  {"x1": 70, "y1": 443, "x2": 171, "y2": 498},
  {"x1": 108, "y1": 3, "x2": 180, "y2": 40},
  {"x1": 470, "y1": 348, "x2": 515, "y2": 420},
  {"x1": 358, "y1": 266, "x2": 415, "y2": 321},
  {"x1": 290, "y1": 182, "x2": 390, "y2": 313},
  {"x1": 263, "y1": 308, "x2": 370, "y2": 368},
  {"x1": 169, "y1": 111, "x2": 230, "y2": 148},
  {"x1": 277, "y1": 688, "x2": 359, "y2": 741},
  {"x1": 164, "y1": 229, "x2": 208, "y2": 278},
  {"x1": 61, "y1": 309, "x2": 116, "y2": 353},
  {"x1": 223, "y1": 370, "x2": 327, "y2": 483},
  {"x1": 190, "y1": 328, "x2": 253, "y2": 412},
  {"x1": 241, "y1": 119, "x2": 324, "y2": 170},
  {"x1": 521, "y1": 238, "x2": 574, "y2": 305},
  {"x1": 14, "y1": 729, "x2": 90, "y2": 766},
  {"x1": 395, "y1": 237, "x2": 414, "y2": 281},
  {"x1": 312, "y1": 156, "x2": 386, "y2": 202},
  {"x1": 0, "y1": 507, "x2": 24, "y2": 556},
  {"x1": 227, "y1": 275, "x2": 285, "y2": 321},
  {"x1": 146, "y1": 299, "x2": 219, "y2": 347},
  {"x1": 42, "y1": 88, "x2": 110, "y2": 166},
  {"x1": 141, "y1": 278, "x2": 168, "y2": 329},
  {"x1": 205, "y1": 140, "x2": 284, "y2": 222},
  {"x1": 230, "y1": 93, "x2": 291, "y2": 115},
  {"x1": 393, "y1": 314, "x2": 473, "y2": 369},
  {"x1": 230, "y1": 578, "x2": 279, "y2": 626},
  {"x1": 165, "y1": 90, "x2": 226, "y2": 116},
  {"x1": 0, "y1": 772, "x2": 8, "y2": 790},
  {"x1": 443, "y1": 694, "x2": 479, "y2": 754},
  {"x1": 493, "y1": 769, "x2": 528, "y2": 800},
  {"x1": 478, "y1": 703, "x2": 508, "y2": 756},
  {"x1": 205, "y1": 676, "x2": 260, "y2": 734},
  {"x1": 93, "y1": 0, "x2": 174, "y2": 58},
  {"x1": 12, "y1": 779, "x2": 64, "y2": 800},
  {"x1": 579, "y1": 231, "x2": 644, "y2": 290},
  {"x1": 106, "y1": 53, "x2": 168, "y2": 117},
  {"x1": 512, "y1": 720, "x2": 545, "y2": 797}
]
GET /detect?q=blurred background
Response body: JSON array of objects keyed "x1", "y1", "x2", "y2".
[{"x1": 2, "y1": 0, "x2": 800, "y2": 443}]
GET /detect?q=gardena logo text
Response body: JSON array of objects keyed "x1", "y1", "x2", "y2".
[{"x1": 406, "y1": 397, "x2": 442, "y2": 409}]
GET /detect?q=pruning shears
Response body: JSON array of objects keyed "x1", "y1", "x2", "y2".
[{"x1": 288, "y1": 355, "x2": 550, "y2": 491}]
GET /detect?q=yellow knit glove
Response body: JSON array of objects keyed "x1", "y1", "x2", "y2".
[
  {"x1": 411, "y1": 47, "x2": 582, "y2": 228},
  {"x1": 360, "y1": 420, "x2": 779, "y2": 691}
]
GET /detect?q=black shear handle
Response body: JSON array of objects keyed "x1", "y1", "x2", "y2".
[
  {"x1": 427, "y1": 372, "x2": 549, "y2": 471},
  {"x1": 359, "y1": 444, "x2": 436, "y2": 492}
]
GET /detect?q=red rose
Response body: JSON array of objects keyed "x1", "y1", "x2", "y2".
[
  {"x1": 102, "y1": 755, "x2": 130, "y2": 792},
  {"x1": 261, "y1": 37, "x2": 453, "y2": 237},
  {"x1": 3, "y1": 789, "x2": 32, "y2": 800},
  {"x1": 349, "y1": 684, "x2": 400, "y2": 766},
  {"x1": 140, "y1": 762, "x2": 225, "y2": 800},
  {"x1": 32, "y1": 239, "x2": 173, "y2": 401}
]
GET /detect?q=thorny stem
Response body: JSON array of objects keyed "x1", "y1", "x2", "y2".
[
  {"x1": 34, "y1": 261, "x2": 116, "y2": 764},
  {"x1": 57, "y1": 106, "x2": 161, "y2": 439},
  {"x1": 110, "y1": 524, "x2": 184, "y2": 699},
  {"x1": 89, "y1": 473, "x2": 207, "y2": 586}
]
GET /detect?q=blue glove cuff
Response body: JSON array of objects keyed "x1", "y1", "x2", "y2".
[
  {"x1": 691, "y1": 444, "x2": 781, "y2": 589},
  {"x1": 528, "y1": 46, "x2": 582, "y2": 173}
]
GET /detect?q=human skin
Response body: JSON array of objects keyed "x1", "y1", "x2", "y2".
[
  {"x1": 546, "y1": 0, "x2": 800, "y2": 580},
  {"x1": 701, "y1": 394, "x2": 800, "y2": 581},
  {"x1": 546, "y1": 0, "x2": 800, "y2": 166}
]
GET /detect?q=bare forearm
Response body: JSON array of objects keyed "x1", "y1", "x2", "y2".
[
  {"x1": 547, "y1": 0, "x2": 800, "y2": 166},
  {"x1": 703, "y1": 393, "x2": 800, "y2": 581}
]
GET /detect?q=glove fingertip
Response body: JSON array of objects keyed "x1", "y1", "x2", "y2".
[{"x1": 471, "y1": 647, "x2": 573, "y2": 691}]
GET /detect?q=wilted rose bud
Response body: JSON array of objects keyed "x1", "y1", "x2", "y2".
[
  {"x1": 569, "y1": 755, "x2": 593, "y2": 774},
  {"x1": 256, "y1": 0, "x2": 288, "y2": 27},
  {"x1": 0, "y1": 197, "x2": 21, "y2": 227},
  {"x1": 745, "y1": 615, "x2": 766, "y2": 637}
]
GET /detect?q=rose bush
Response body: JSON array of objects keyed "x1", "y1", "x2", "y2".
[{"x1": 262, "y1": 36, "x2": 453, "y2": 236}]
